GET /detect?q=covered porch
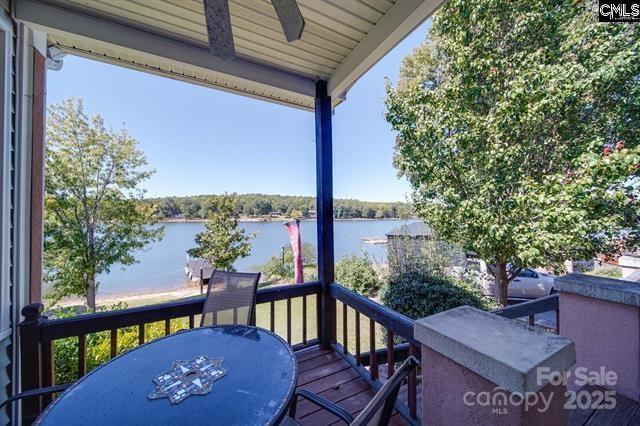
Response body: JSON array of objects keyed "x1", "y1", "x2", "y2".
[
  {"x1": 3, "y1": 1, "x2": 640, "y2": 425},
  {"x1": 2, "y1": 0, "x2": 445, "y2": 423}
]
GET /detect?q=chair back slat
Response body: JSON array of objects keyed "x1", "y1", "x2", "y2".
[
  {"x1": 351, "y1": 356, "x2": 419, "y2": 426},
  {"x1": 200, "y1": 270, "x2": 260, "y2": 327}
]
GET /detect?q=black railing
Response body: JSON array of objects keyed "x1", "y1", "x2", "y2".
[
  {"x1": 17, "y1": 279, "x2": 562, "y2": 425},
  {"x1": 493, "y1": 293, "x2": 560, "y2": 334},
  {"x1": 329, "y1": 282, "x2": 420, "y2": 425},
  {"x1": 19, "y1": 281, "x2": 322, "y2": 423}
]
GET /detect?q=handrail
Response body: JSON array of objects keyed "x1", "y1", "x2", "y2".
[
  {"x1": 329, "y1": 282, "x2": 419, "y2": 424},
  {"x1": 18, "y1": 281, "x2": 323, "y2": 423},
  {"x1": 493, "y1": 293, "x2": 559, "y2": 334},
  {"x1": 330, "y1": 282, "x2": 415, "y2": 343},
  {"x1": 38, "y1": 281, "x2": 321, "y2": 341},
  {"x1": 493, "y1": 293, "x2": 558, "y2": 319}
]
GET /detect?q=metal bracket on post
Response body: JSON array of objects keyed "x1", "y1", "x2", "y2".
[{"x1": 315, "y1": 80, "x2": 335, "y2": 348}]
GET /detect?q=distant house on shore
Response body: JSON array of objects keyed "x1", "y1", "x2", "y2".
[{"x1": 386, "y1": 222, "x2": 466, "y2": 273}]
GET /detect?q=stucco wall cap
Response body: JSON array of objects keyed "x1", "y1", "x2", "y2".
[
  {"x1": 556, "y1": 273, "x2": 640, "y2": 307},
  {"x1": 414, "y1": 306, "x2": 575, "y2": 394}
]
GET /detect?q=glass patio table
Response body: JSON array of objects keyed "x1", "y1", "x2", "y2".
[{"x1": 36, "y1": 326, "x2": 298, "y2": 425}]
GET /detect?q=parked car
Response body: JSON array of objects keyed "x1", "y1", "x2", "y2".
[
  {"x1": 478, "y1": 267, "x2": 556, "y2": 300},
  {"x1": 508, "y1": 268, "x2": 556, "y2": 299}
]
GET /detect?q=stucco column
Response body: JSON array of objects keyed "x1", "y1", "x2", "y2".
[
  {"x1": 414, "y1": 306, "x2": 575, "y2": 425},
  {"x1": 556, "y1": 274, "x2": 640, "y2": 401}
]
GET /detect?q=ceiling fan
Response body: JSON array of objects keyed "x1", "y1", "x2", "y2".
[{"x1": 203, "y1": 0, "x2": 305, "y2": 61}]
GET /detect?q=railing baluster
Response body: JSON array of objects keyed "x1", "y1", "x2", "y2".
[
  {"x1": 270, "y1": 300, "x2": 275, "y2": 332},
  {"x1": 369, "y1": 318, "x2": 377, "y2": 380},
  {"x1": 386, "y1": 330, "x2": 394, "y2": 377},
  {"x1": 41, "y1": 340, "x2": 54, "y2": 405},
  {"x1": 408, "y1": 344, "x2": 418, "y2": 419},
  {"x1": 110, "y1": 329, "x2": 117, "y2": 358},
  {"x1": 342, "y1": 303, "x2": 348, "y2": 354},
  {"x1": 316, "y1": 294, "x2": 321, "y2": 341},
  {"x1": 355, "y1": 311, "x2": 361, "y2": 366},
  {"x1": 138, "y1": 324, "x2": 145, "y2": 345},
  {"x1": 189, "y1": 315, "x2": 195, "y2": 329},
  {"x1": 286, "y1": 298, "x2": 292, "y2": 344},
  {"x1": 556, "y1": 309, "x2": 560, "y2": 335},
  {"x1": 302, "y1": 295, "x2": 308, "y2": 345},
  {"x1": 164, "y1": 319, "x2": 171, "y2": 336},
  {"x1": 528, "y1": 315, "x2": 535, "y2": 326},
  {"x1": 233, "y1": 308, "x2": 238, "y2": 325},
  {"x1": 78, "y1": 334, "x2": 87, "y2": 378}
]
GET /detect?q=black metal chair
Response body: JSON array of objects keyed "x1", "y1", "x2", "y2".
[
  {"x1": 287, "y1": 356, "x2": 419, "y2": 425},
  {"x1": 0, "y1": 384, "x2": 69, "y2": 411},
  {"x1": 200, "y1": 270, "x2": 261, "y2": 327}
]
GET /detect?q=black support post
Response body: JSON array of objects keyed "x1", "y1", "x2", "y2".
[{"x1": 315, "y1": 80, "x2": 335, "y2": 349}]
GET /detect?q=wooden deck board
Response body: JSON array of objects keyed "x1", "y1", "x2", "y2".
[
  {"x1": 566, "y1": 385, "x2": 640, "y2": 426},
  {"x1": 293, "y1": 345, "x2": 410, "y2": 425},
  {"x1": 298, "y1": 351, "x2": 340, "y2": 373},
  {"x1": 294, "y1": 348, "x2": 640, "y2": 426}
]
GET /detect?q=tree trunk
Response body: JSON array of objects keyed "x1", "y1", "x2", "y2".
[
  {"x1": 86, "y1": 273, "x2": 97, "y2": 312},
  {"x1": 488, "y1": 262, "x2": 509, "y2": 308}
]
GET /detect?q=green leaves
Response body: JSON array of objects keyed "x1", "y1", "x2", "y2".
[
  {"x1": 385, "y1": 0, "x2": 640, "y2": 295},
  {"x1": 335, "y1": 254, "x2": 381, "y2": 297},
  {"x1": 44, "y1": 98, "x2": 163, "y2": 310},
  {"x1": 188, "y1": 193, "x2": 254, "y2": 270}
]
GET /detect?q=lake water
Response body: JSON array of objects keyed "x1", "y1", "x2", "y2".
[{"x1": 90, "y1": 219, "x2": 413, "y2": 295}]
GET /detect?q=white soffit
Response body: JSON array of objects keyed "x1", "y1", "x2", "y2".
[{"x1": 15, "y1": 0, "x2": 444, "y2": 111}]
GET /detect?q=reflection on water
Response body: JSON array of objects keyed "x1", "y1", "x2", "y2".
[{"x1": 50, "y1": 219, "x2": 411, "y2": 296}]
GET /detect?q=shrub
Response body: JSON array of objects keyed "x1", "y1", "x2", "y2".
[
  {"x1": 51, "y1": 303, "x2": 189, "y2": 384},
  {"x1": 262, "y1": 243, "x2": 317, "y2": 281},
  {"x1": 335, "y1": 255, "x2": 381, "y2": 296},
  {"x1": 381, "y1": 261, "x2": 495, "y2": 320}
]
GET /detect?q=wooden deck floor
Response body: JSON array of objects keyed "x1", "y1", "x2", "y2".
[
  {"x1": 293, "y1": 345, "x2": 409, "y2": 425},
  {"x1": 567, "y1": 385, "x2": 640, "y2": 425},
  {"x1": 293, "y1": 347, "x2": 640, "y2": 426}
]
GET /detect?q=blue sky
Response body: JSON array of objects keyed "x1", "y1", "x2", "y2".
[{"x1": 47, "y1": 21, "x2": 430, "y2": 203}]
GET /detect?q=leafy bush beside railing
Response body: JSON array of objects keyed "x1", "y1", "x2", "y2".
[
  {"x1": 335, "y1": 254, "x2": 381, "y2": 297},
  {"x1": 53, "y1": 320, "x2": 189, "y2": 384},
  {"x1": 48, "y1": 303, "x2": 190, "y2": 383},
  {"x1": 381, "y1": 263, "x2": 496, "y2": 320}
]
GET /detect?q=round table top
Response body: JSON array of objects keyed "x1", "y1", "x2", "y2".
[{"x1": 37, "y1": 326, "x2": 297, "y2": 426}]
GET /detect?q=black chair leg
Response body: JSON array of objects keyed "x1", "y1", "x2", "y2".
[{"x1": 289, "y1": 395, "x2": 298, "y2": 418}]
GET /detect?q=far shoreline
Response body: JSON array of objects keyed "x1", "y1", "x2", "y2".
[{"x1": 159, "y1": 217, "x2": 415, "y2": 223}]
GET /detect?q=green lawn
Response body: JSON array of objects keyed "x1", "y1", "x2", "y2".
[{"x1": 192, "y1": 296, "x2": 388, "y2": 354}]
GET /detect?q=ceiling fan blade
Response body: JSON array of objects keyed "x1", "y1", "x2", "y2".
[
  {"x1": 202, "y1": 0, "x2": 235, "y2": 60},
  {"x1": 271, "y1": 0, "x2": 305, "y2": 42}
]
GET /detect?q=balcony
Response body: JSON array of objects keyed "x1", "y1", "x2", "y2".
[
  {"x1": 17, "y1": 278, "x2": 573, "y2": 425},
  {"x1": 17, "y1": 274, "x2": 640, "y2": 425}
]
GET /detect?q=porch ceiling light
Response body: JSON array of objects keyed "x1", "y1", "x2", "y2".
[{"x1": 203, "y1": 0, "x2": 305, "y2": 61}]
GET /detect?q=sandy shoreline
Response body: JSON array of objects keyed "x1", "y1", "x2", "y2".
[{"x1": 55, "y1": 283, "x2": 204, "y2": 308}]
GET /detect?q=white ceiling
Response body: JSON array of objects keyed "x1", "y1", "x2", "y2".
[{"x1": 16, "y1": 0, "x2": 444, "y2": 110}]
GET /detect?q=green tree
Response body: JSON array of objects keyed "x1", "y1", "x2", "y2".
[
  {"x1": 385, "y1": 0, "x2": 640, "y2": 306},
  {"x1": 188, "y1": 193, "x2": 254, "y2": 269},
  {"x1": 45, "y1": 99, "x2": 163, "y2": 311},
  {"x1": 335, "y1": 254, "x2": 381, "y2": 297},
  {"x1": 158, "y1": 197, "x2": 180, "y2": 217}
]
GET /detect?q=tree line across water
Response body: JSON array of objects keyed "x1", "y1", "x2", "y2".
[{"x1": 148, "y1": 193, "x2": 412, "y2": 220}]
